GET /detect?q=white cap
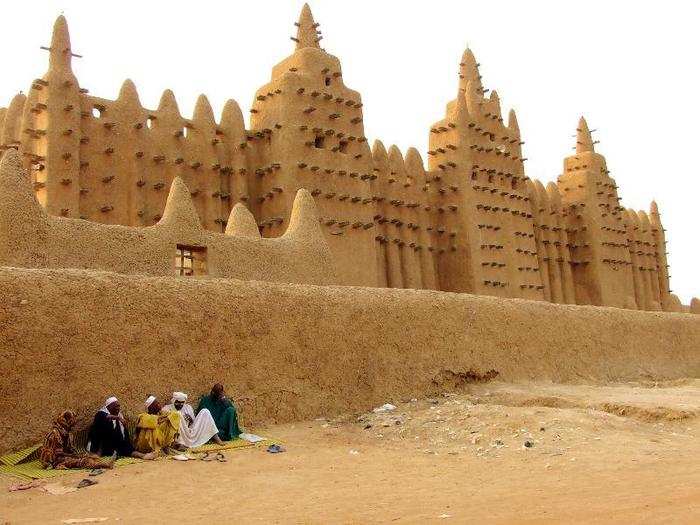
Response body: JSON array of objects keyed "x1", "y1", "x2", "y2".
[
  {"x1": 144, "y1": 395, "x2": 157, "y2": 409},
  {"x1": 105, "y1": 396, "x2": 118, "y2": 407},
  {"x1": 172, "y1": 392, "x2": 187, "y2": 402}
]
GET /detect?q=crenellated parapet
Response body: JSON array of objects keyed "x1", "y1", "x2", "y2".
[{"x1": 0, "y1": 149, "x2": 336, "y2": 284}]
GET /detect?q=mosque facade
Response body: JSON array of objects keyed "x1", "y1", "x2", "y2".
[{"x1": 0, "y1": 5, "x2": 695, "y2": 313}]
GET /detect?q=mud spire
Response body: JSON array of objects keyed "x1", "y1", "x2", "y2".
[
  {"x1": 49, "y1": 15, "x2": 73, "y2": 71},
  {"x1": 193, "y1": 94, "x2": 215, "y2": 125},
  {"x1": 0, "y1": 149, "x2": 45, "y2": 220},
  {"x1": 405, "y1": 147, "x2": 425, "y2": 175},
  {"x1": 508, "y1": 109, "x2": 520, "y2": 135},
  {"x1": 458, "y1": 48, "x2": 483, "y2": 94},
  {"x1": 576, "y1": 116, "x2": 594, "y2": 154},
  {"x1": 649, "y1": 200, "x2": 662, "y2": 226},
  {"x1": 650, "y1": 200, "x2": 659, "y2": 216},
  {"x1": 1, "y1": 93, "x2": 27, "y2": 144},
  {"x1": 0, "y1": 150, "x2": 50, "y2": 267},
  {"x1": 117, "y1": 79, "x2": 141, "y2": 106},
  {"x1": 283, "y1": 188, "x2": 324, "y2": 242},
  {"x1": 546, "y1": 182, "x2": 562, "y2": 209},
  {"x1": 225, "y1": 203, "x2": 261, "y2": 238},
  {"x1": 220, "y1": 99, "x2": 245, "y2": 142},
  {"x1": 158, "y1": 89, "x2": 180, "y2": 114},
  {"x1": 371, "y1": 140, "x2": 389, "y2": 169},
  {"x1": 158, "y1": 177, "x2": 202, "y2": 232},
  {"x1": 453, "y1": 84, "x2": 469, "y2": 127},
  {"x1": 691, "y1": 297, "x2": 700, "y2": 314},
  {"x1": 294, "y1": 3, "x2": 321, "y2": 50},
  {"x1": 489, "y1": 90, "x2": 502, "y2": 120}
]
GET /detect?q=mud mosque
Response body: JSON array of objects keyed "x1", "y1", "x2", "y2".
[{"x1": 0, "y1": 5, "x2": 697, "y2": 313}]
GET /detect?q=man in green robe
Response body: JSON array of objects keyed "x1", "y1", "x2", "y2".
[{"x1": 196, "y1": 383, "x2": 242, "y2": 441}]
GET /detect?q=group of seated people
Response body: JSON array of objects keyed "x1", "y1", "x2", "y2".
[{"x1": 39, "y1": 383, "x2": 242, "y2": 470}]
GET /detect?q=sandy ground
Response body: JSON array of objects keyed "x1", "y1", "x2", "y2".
[{"x1": 1, "y1": 380, "x2": 699, "y2": 524}]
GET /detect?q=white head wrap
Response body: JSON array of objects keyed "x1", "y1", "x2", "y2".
[
  {"x1": 172, "y1": 392, "x2": 187, "y2": 403},
  {"x1": 99, "y1": 396, "x2": 124, "y2": 438},
  {"x1": 144, "y1": 395, "x2": 157, "y2": 409}
]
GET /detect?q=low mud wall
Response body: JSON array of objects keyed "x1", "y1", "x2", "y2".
[{"x1": 1, "y1": 267, "x2": 699, "y2": 453}]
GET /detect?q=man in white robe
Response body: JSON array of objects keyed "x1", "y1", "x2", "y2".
[{"x1": 163, "y1": 392, "x2": 222, "y2": 448}]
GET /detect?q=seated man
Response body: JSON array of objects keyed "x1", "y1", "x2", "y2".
[
  {"x1": 40, "y1": 410, "x2": 116, "y2": 470},
  {"x1": 133, "y1": 395, "x2": 180, "y2": 454},
  {"x1": 196, "y1": 383, "x2": 242, "y2": 441},
  {"x1": 163, "y1": 392, "x2": 223, "y2": 448},
  {"x1": 87, "y1": 397, "x2": 155, "y2": 460}
]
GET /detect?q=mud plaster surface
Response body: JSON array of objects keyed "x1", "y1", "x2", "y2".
[{"x1": 0, "y1": 266, "x2": 698, "y2": 453}]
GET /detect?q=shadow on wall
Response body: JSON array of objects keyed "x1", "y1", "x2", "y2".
[{"x1": 0, "y1": 150, "x2": 337, "y2": 285}]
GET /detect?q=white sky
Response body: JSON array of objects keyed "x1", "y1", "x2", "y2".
[{"x1": 3, "y1": 0, "x2": 698, "y2": 302}]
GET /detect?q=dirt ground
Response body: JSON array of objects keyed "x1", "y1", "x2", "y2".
[{"x1": 1, "y1": 380, "x2": 699, "y2": 524}]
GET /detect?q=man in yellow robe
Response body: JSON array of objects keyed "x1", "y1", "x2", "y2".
[{"x1": 134, "y1": 395, "x2": 181, "y2": 454}]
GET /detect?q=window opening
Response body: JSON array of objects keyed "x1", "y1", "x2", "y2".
[{"x1": 175, "y1": 245, "x2": 207, "y2": 276}]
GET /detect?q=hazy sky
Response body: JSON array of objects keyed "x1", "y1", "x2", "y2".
[{"x1": 2, "y1": 0, "x2": 698, "y2": 302}]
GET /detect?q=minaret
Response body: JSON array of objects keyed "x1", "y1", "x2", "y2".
[
  {"x1": 558, "y1": 117, "x2": 636, "y2": 308},
  {"x1": 248, "y1": 4, "x2": 380, "y2": 287},
  {"x1": 24, "y1": 16, "x2": 82, "y2": 217},
  {"x1": 428, "y1": 47, "x2": 542, "y2": 299},
  {"x1": 47, "y1": 16, "x2": 81, "y2": 217},
  {"x1": 575, "y1": 116, "x2": 595, "y2": 154},
  {"x1": 458, "y1": 49, "x2": 483, "y2": 95},
  {"x1": 294, "y1": 3, "x2": 321, "y2": 50}
]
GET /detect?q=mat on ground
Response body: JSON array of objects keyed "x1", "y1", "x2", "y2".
[{"x1": 0, "y1": 435, "x2": 280, "y2": 481}]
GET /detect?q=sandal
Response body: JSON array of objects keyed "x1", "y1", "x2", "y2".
[
  {"x1": 89, "y1": 469, "x2": 104, "y2": 476},
  {"x1": 77, "y1": 478, "x2": 98, "y2": 489},
  {"x1": 200, "y1": 452, "x2": 214, "y2": 462},
  {"x1": 215, "y1": 452, "x2": 227, "y2": 462}
]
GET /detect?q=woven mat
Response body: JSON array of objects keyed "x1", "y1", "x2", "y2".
[
  {"x1": 0, "y1": 438, "x2": 280, "y2": 481},
  {"x1": 0, "y1": 444, "x2": 41, "y2": 467},
  {"x1": 0, "y1": 456, "x2": 141, "y2": 481}
]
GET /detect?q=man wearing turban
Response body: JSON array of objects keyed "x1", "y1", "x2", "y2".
[
  {"x1": 87, "y1": 396, "x2": 156, "y2": 460},
  {"x1": 163, "y1": 391, "x2": 222, "y2": 448},
  {"x1": 133, "y1": 395, "x2": 181, "y2": 455}
]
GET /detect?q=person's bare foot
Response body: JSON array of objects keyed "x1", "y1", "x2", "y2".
[
  {"x1": 213, "y1": 435, "x2": 224, "y2": 445},
  {"x1": 142, "y1": 451, "x2": 157, "y2": 460}
]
